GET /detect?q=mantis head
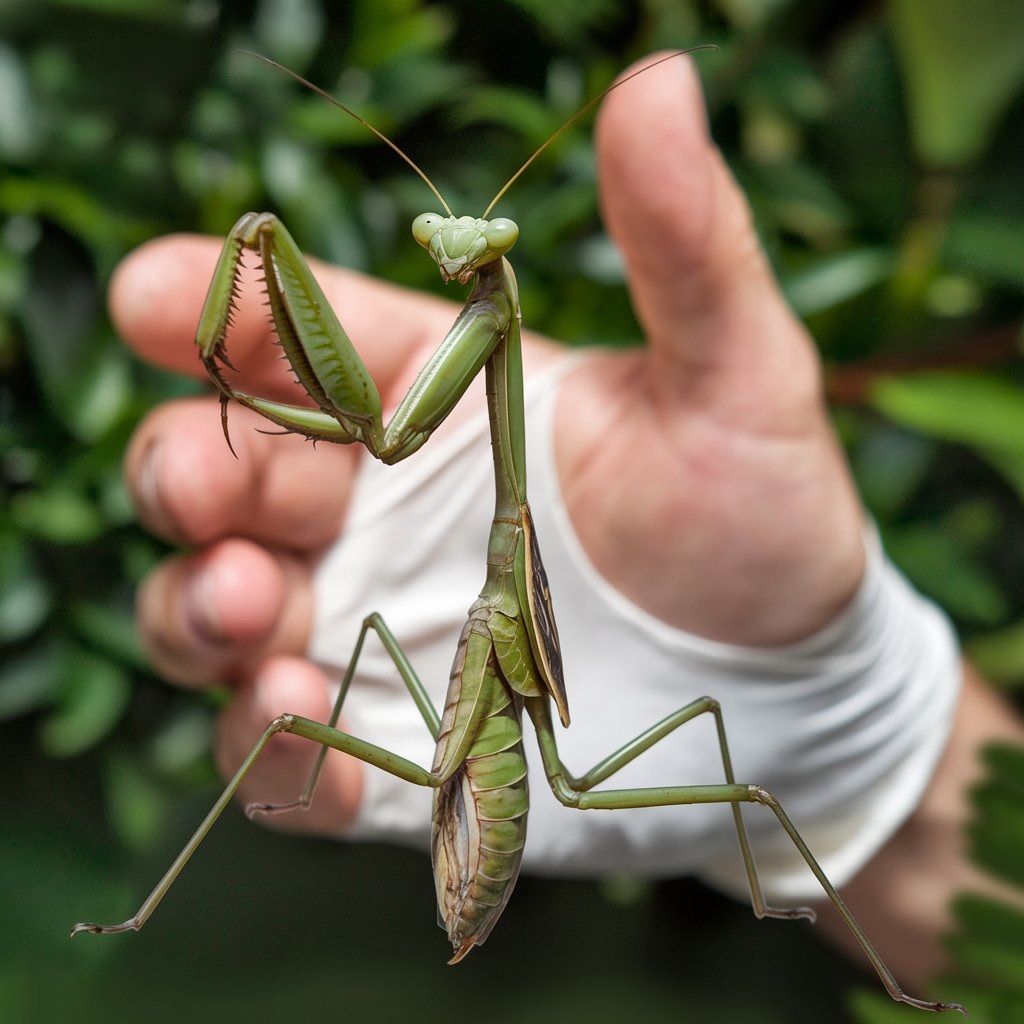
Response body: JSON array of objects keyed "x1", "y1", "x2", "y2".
[{"x1": 412, "y1": 213, "x2": 519, "y2": 285}]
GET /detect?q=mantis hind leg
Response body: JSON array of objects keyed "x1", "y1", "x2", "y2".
[
  {"x1": 71, "y1": 612, "x2": 442, "y2": 938},
  {"x1": 526, "y1": 694, "x2": 811, "y2": 923},
  {"x1": 524, "y1": 697, "x2": 965, "y2": 1015}
]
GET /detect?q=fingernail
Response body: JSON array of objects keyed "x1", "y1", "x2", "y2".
[
  {"x1": 133, "y1": 440, "x2": 184, "y2": 541},
  {"x1": 182, "y1": 564, "x2": 229, "y2": 647}
]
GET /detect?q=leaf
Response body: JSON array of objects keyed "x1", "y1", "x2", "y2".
[
  {"x1": 889, "y1": 0, "x2": 1024, "y2": 166},
  {"x1": 0, "y1": 646, "x2": 59, "y2": 720},
  {"x1": 884, "y1": 523, "x2": 1006, "y2": 624},
  {"x1": 10, "y1": 486, "x2": 105, "y2": 545},
  {"x1": 69, "y1": 600, "x2": 147, "y2": 671},
  {"x1": 782, "y1": 247, "x2": 894, "y2": 317},
  {"x1": 968, "y1": 744, "x2": 1024, "y2": 890},
  {"x1": 252, "y1": 0, "x2": 325, "y2": 69},
  {"x1": 455, "y1": 85, "x2": 564, "y2": 141},
  {"x1": 850, "y1": 426, "x2": 934, "y2": 519},
  {"x1": 0, "y1": 42, "x2": 40, "y2": 161},
  {"x1": 825, "y1": 23, "x2": 914, "y2": 231},
  {"x1": 504, "y1": 0, "x2": 624, "y2": 43},
  {"x1": 948, "y1": 894, "x2": 1024, "y2": 991},
  {"x1": 744, "y1": 160, "x2": 854, "y2": 245},
  {"x1": 943, "y1": 210, "x2": 1024, "y2": 291},
  {"x1": 870, "y1": 373, "x2": 1024, "y2": 500},
  {"x1": 0, "y1": 176, "x2": 153, "y2": 276},
  {"x1": 49, "y1": 0, "x2": 185, "y2": 18},
  {"x1": 0, "y1": 534, "x2": 50, "y2": 643},
  {"x1": 38, "y1": 647, "x2": 130, "y2": 757},
  {"x1": 102, "y1": 751, "x2": 174, "y2": 851},
  {"x1": 63, "y1": 338, "x2": 134, "y2": 443},
  {"x1": 850, "y1": 989, "x2": 953, "y2": 1024},
  {"x1": 872, "y1": 373, "x2": 1024, "y2": 452},
  {"x1": 967, "y1": 620, "x2": 1024, "y2": 685}
]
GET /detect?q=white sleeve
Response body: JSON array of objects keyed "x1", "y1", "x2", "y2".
[{"x1": 309, "y1": 353, "x2": 962, "y2": 901}]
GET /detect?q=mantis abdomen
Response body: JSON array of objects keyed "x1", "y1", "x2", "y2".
[{"x1": 431, "y1": 614, "x2": 529, "y2": 963}]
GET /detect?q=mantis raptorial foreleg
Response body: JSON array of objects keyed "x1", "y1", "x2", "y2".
[{"x1": 198, "y1": 212, "x2": 511, "y2": 463}]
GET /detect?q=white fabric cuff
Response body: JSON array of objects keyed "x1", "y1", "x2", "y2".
[{"x1": 310, "y1": 354, "x2": 962, "y2": 900}]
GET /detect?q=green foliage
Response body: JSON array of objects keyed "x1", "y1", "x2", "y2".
[
  {"x1": 3, "y1": 0, "x2": 1024, "y2": 1020},
  {"x1": 889, "y1": 0, "x2": 1024, "y2": 167},
  {"x1": 853, "y1": 746, "x2": 1024, "y2": 1024}
]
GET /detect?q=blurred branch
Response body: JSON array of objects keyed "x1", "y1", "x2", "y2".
[{"x1": 825, "y1": 323, "x2": 1023, "y2": 405}]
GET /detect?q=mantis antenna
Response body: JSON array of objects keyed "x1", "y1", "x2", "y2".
[
  {"x1": 241, "y1": 46, "x2": 717, "y2": 221},
  {"x1": 238, "y1": 50, "x2": 454, "y2": 216},
  {"x1": 481, "y1": 45, "x2": 718, "y2": 218}
]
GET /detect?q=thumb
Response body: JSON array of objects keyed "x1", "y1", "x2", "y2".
[{"x1": 596, "y1": 53, "x2": 822, "y2": 434}]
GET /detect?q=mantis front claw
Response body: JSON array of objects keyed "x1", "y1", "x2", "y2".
[{"x1": 195, "y1": 211, "x2": 385, "y2": 451}]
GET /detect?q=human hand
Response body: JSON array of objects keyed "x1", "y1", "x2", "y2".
[{"x1": 117, "y1": 54, "x2": 865, "y2": 835}]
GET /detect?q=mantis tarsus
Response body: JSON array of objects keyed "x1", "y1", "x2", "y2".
[{"x1": 73, "y1": 51, "x2": 965, "y2": 1014}]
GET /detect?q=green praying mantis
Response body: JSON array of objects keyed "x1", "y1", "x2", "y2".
[{"x1": 72, "y1": 51, "x2": 965, "y2": 1014}]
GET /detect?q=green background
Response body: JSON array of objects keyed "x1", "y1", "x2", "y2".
[{"x1": 2, "y1": 1, "x2": 1024, "y2": 1021}]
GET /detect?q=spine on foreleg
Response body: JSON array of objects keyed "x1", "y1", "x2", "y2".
[{"x1": 431, "y1": 689, "x2": 528, "y2": 964}]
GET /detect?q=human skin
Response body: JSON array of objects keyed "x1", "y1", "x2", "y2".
[{"x1": 114, "y1": 55, "x2": 1023, "y2": 987}]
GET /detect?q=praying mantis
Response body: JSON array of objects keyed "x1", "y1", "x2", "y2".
[{"x1": 72, "y1": 52, "x2": 965, "y2": 1014}]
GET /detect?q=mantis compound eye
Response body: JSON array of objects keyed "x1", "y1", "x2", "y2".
[
  {"x1": 484, "y1": 217, "x2": 519, "y2": 252},
  {"x1": 412, "y1": 212, "x2": 445, "y2": 247}
]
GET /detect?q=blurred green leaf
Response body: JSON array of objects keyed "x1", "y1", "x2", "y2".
[
  {"x1": 0, "y1": 645, "x2": 59, "y2": 720},
  {"x1": 505, "y1": 0, "x2": 623, "y2": 42},
  {"x1": 456, "y1": 85, "x2": 564, "y2": 140},
  {"x1": 10, "y1": 486, "x2": 105, "y2": 544},
  {"x1": 38, "y1": 646, "x2": 130, "y2": 757},
  {"x1": 0, "y1": 42, "x2": 40, "y2": 161},
  {"x1": 871, "y1": 373, "x2": 1024, "y2": 500},
  {"x1": 969, "y1": 619, "x2": 1024, "y2": 686},
  {"x1": 373, "y1": 55, "x2": 472, "y2": 122},
  {"x1": 69, "y1": 600, "x2": 147, "y2": 671},
  {"x1": 744, "y1": 160, "x2": 853, "y2": 246},
  {"x1": 0, "y1": 178, "x2": 153, "y2": 274},
  {"x1": 872, "y1": 373, "x2": 1024, "y2": 452},
  {"x1": 968, "y1": 744, "x2": 1024, "y2": 890},
  {"x1": 944, "y1": 211, "x2": 1024, "y2": 291},
  {"x1": 850, "y1": 426, "x2": 934, "y2": 519},
  {"x1": 783, "y1": 247, "x2": 893, "y2": 317},
  {"x1": 63, "y1": 339, "x2": 134, "y2": 442},
  {"x1": 825, "y1": 23, "x2": 914, "y2": 231},
  {"x1": 851, "y1": 989, "x2": 951, "y2": 1024},
  {"x1": 0, "y1": 571, "x2": 50, "y2": 641},
  {"x1": 252, "y1": 0, "x2": 324, "y2": 68},
  {"x1": 890, "y1": 0, "x2": 1024, "y2": 166},
  {"x1": 148, "y1": 704, "x2": 215, "y2": 777},
  {"x1": 0, "y1": 534, "x2": 51, "y2": 642},
  {"x1": 103, "y1": 750, "x2": 175, "y2": 850},
  {"x1": 947, "y1": 894, "x2": 1024, "y2": 992},
  {"x1": 50, "y1": 0, "x2": 184, "y2": 16},
  {"x1": 349, "y1": 0, "x2": 455, "y2": 68},
  {"x1": 884, "y1": 522, "x2": 1006, "y2": 624}
]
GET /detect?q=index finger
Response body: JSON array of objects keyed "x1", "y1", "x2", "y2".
[{"x1": 109, "y1": 232, "x2": 465, "y2": 406}]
